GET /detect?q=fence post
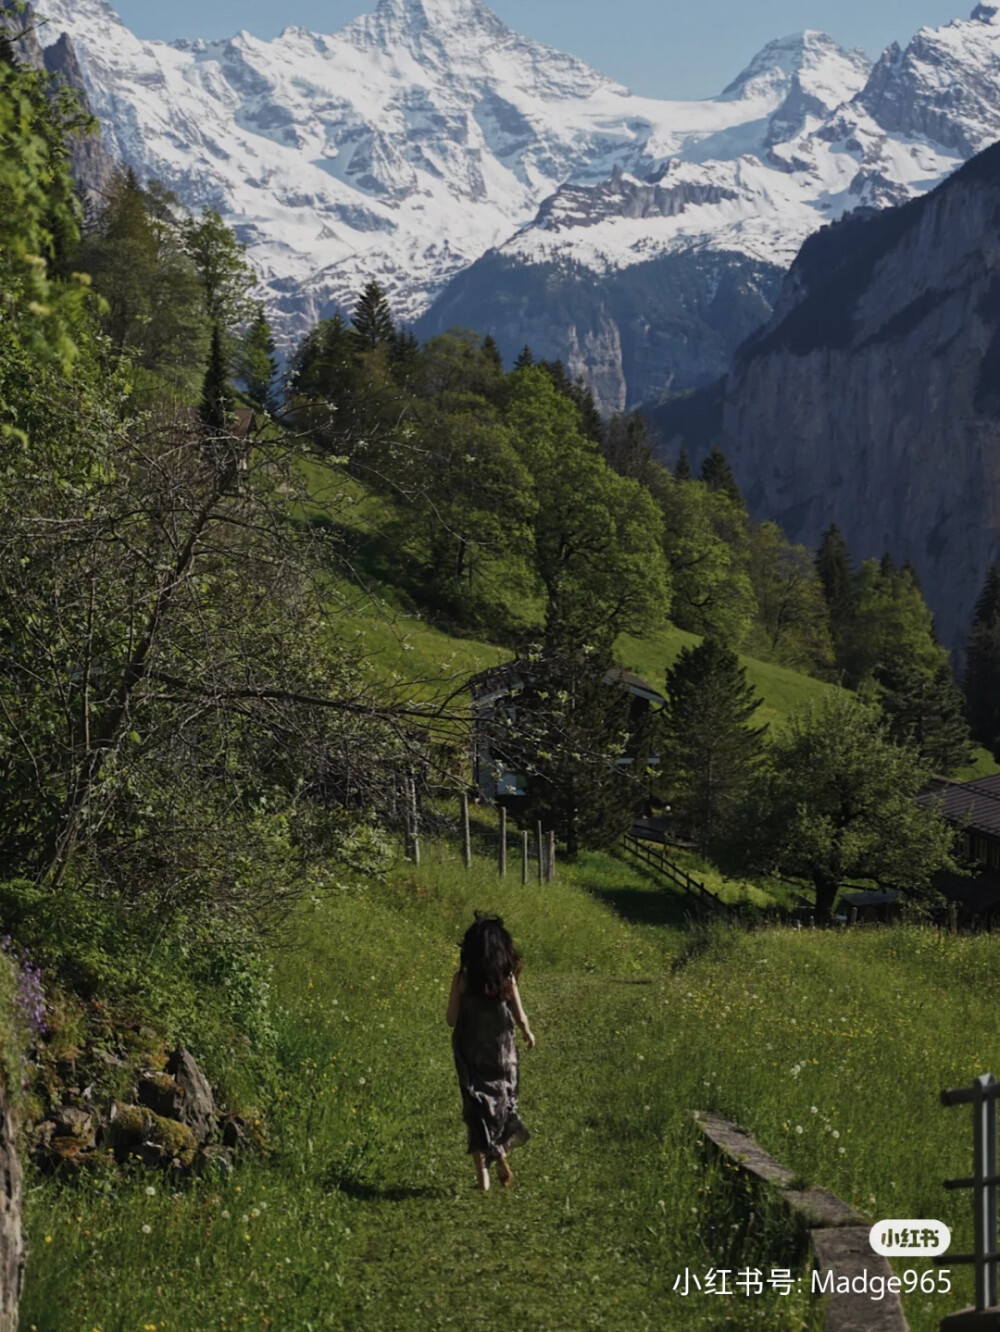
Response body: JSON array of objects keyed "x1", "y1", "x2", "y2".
[
  {"x1": 976, "y1": 1076, "x2": 999, "y2": 1310},
  {"x1": 462, "y1": 793, "x2": 471, "y2": 870},
  {"x1": 408, "y1": 774, "x2": 420, "y2": 867},
  {"x1": 521, "y1": 831, "x2": 528, "y2": 885},
  {"x1": 547, "y1": 830, "x2": 556, "y2": 883},
  {"x1": 536, "y1": 821, "x2": 544, "y2": 885},
  {"x1": 498, "y1": 805, "x2": 507, "y2": 878}
]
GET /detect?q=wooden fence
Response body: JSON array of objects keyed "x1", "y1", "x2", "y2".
[{"x1": 621, "y1": 831, "x2": 735, "y2": 918}]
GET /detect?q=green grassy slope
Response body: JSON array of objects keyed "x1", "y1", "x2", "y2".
[{"x1": 20, "y1": 844, "x2": 992, "y2": 1331}]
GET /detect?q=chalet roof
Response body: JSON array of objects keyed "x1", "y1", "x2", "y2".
[
  {"x1": 918, "y1": 774, "x2": 1000, "y2": 838},
  {"x1": 469, "y1": 659, "x2": 665, "y2": 708},
  {"x1": 168, "y1": 406, "x2": 258, "y2": 437}
]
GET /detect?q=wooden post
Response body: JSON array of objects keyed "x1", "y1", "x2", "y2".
[
  {"x1": 547, "y1": 830, "x2": 556, "y2": 883},
  {"x1": 521, "y1": 831, "x2": 528, "y2": 885},
  {"x1": 498, "y1": 805, "x2": 507, "y2": 878},
  {"x1": 410, "y1": 775, "x2": 420, "y2": 868},
  {"x1": 462, "y1": 793, "x2": 471, "y2": 870},
  {"x1": 536, "y1": 820, "x2": 543, "y2": 885}
]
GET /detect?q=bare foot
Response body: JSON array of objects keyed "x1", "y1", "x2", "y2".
[
  {"x1": 497, "y1": 1156, "x2": 513, "y2": 1188},
  {"x1": 473, "y1": 1151, "x2": 490, "y2": 1191}
]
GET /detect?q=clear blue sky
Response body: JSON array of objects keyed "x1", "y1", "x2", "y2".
[{"x1": 108, "y1": 0, "x2": 970, "y2": 99}]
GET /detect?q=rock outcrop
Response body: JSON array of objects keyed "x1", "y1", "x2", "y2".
[
  {"x1": 0, "y1": 1082, "x2": 24, "y2": 1332},
  {"x1": 652, "y1": 138, "x2": 1000, "y2": 650},
  {"x1": 0, "y1": 1, "x2": 113, "y2": 202}
]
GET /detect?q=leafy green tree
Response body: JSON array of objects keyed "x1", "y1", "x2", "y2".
[
  {"x1": 660, "y1": 476, "x2": 755, "y2": 645},
  {"x1": 873, "y1": 657, "x2": 973, "y2": 776},
  {"x1": 0, "y1": 24, "x2": 94, "y2": 366},
  {"x1": 965, "y1": 564, "x2": 1000, "y2": 759},
  {"x1": 746, "y1": 521, "x2": 833, "y2": 673},
  {"x1": 508, "y1": 630, "x2": 653, "y2": 858},
  {"x1": 659, "y1": 639, "x2": 767, "y2": 851},
  {"x1": 725, "y1": 692, "x2": 955, "y2": 923},
  {"x1": 504, "y1": 367, "x2": 670, "y2": 638},
  {"x1": 74, "y1": 169, "x2": 210, "y2": 403},
  {"x1": 837, "y1": 558, "x2": 947, "y2": 687},
  {"x1": 391, "y1": 392, "x2": 537, "y2": 618},
  {"x1": 181, "y1": 206, "x2": 256, "y2": 336},
  {"x1": 351, "y1": 279, "x2": 395, "y2": 352}
]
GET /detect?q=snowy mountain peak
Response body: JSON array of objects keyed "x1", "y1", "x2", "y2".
[
  {"x1": 972, "y1": 4, "x2": 1000, "y2": 23},
  {"x1": 373, "y1": 0, "x2": 504, "y2": 25},
  {"x1": 719, "y1": 30, "x2": 869, "y2": 105}
]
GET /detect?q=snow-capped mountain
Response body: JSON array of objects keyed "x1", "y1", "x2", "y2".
[{"x1": 29, "y1": 0, "x2": 1000, "y2": 404}]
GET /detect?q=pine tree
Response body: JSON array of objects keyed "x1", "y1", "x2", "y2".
[
  {"x1": 514, "y1": 345, "x2": 534, "y2": 369},
  {"x1": 965, "y1": 564, "x2": 1000, "y2": 759},
  {"x1": 482, "y1": 334, "x2": 504, "y2": 375},
  {"x1": 700, "y1": 447, "x2": 743, "y2": 504},
  {"x1": 815, "y1": 524, "x2": 853, "y2": 636},
  {"x1": 237, "y1": 304, "x2": 277, "y2": 412},
  {"x1": 674, "y1": 447, "x2": 693, "y2": 480},
  {"x1": 659, "y1": 638, "x2": 767, "y2": 851},
  {"x1": 199, "y1": 323, "x2": 236, "y2": 433},
  {"x1": 875, "y1": 657, "x2": 973, "y2": 775},
  {"x1": 351, "y1": 279, "x2": 395, "y2": 352}
]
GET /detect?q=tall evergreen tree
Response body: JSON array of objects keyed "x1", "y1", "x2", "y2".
[
  {"x1": 236, "y1": 303, "x2": 277, "y2": 413},
  {"x1": 351, "y1": 279, "x2": 395, "y2": 352},
  {"x1": 514, "y1": 345, "x2": 534, "y2": 369},
  {"x1": 815, "y1": 523, "x2": 853, "y2": 642},
  {"x1": 659, "y1": 638, "x2": 767, "y2": 851},
  {"x1": 700, "y1": 447, "x2": 743, "y2": 504},
  {"x1": 199, "y1": 323, "x2": 236, "y2": 433},
  {"x1": 874, "y1": 657, "x2": 973, "y2": 775},
  {"x1": 674, "y1": 447, "x2": 693, "y2": 481},
  {"x1": 965, "y1": 564, "x2": 1000, "y2": 759}
]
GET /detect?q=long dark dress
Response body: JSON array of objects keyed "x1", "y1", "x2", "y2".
[{"x1": 452, "y1": 986, "x2": 530, "y2": 1162}]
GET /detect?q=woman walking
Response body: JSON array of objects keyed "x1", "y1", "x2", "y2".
[{"x1": 446, "y1": 914, "x2": 535, "y2": 1191}]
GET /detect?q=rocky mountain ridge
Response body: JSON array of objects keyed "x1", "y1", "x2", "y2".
[{"x1": 27, "y1": 0, "x2": 1000, "y2": 406}]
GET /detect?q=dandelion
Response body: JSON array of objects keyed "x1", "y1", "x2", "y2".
[
  {"x1": 795, "y1": 1125, "x2": 803, "y2": 1135},
  {"x1": 141, "y1": 1224, "x2": 152, "y2": 1235},
  {"x1": 251, "y1": 1208, "x2": 260, "y2": 1218},
  {"x1": 839, "y1": 1147, "x2": 847, "y2": 1155},
  {"x1": 221, "y1": 1210, "x2": 231, "y2": 1219},
  {"x1": 832, "y1": 1130, "x2": 840, "y2": 1139},
  {"x1": 145, "y1": 1185, "x2": 156, "y2": 1197},
  {"x1": 810, "y1": 1106, "x2": 818, "y2": 1115}
]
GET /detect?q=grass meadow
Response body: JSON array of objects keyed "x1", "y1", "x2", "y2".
[{"x1": 18, "y1": 836, "x2": 1000, "y2": 1332}]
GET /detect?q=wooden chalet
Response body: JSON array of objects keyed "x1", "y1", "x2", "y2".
[
  {"x1": 919, "y1": 774, "x2": 1000, "y2": 920},
  {"x1": 469, "y1": 660, "x2": 665, "y2": 808}
]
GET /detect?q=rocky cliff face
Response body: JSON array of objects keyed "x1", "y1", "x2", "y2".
[
  {"x1": 663, "y1": 142, "x2": 1000, "y2": 651},
  {"x1": 0, "y1": 2, "x2": 113, "y2": 201}
]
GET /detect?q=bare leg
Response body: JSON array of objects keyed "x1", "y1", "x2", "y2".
[
  {"x1": 473, "y1": 1151, "x2": 490, "y2": 1190},
  {"x1": 497, "y1": 1152, "x2": 513, "y2": 1187}
]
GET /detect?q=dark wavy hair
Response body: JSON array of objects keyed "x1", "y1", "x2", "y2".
[{"x1": 460, "y1": 913, "x2": 522, "y2": 999}]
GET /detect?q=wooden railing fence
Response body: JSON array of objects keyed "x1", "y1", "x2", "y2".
[{"x1": 621, "y1": 831, "x2": 735, "y2": 918}]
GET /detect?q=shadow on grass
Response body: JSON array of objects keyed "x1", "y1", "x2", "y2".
[
  {"x1": 323, "y1": 1169, "x2": 448, "y2": 1202},
  {"x1": 586, "y1": 884, "x2": 694, "y2": 930}
]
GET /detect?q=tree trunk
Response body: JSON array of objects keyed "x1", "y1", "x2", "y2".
[{"x1": 813, "y1": 873, "x2": 839, "y2": 926}]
